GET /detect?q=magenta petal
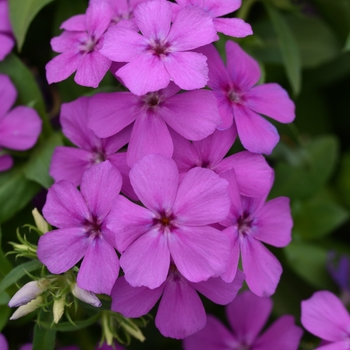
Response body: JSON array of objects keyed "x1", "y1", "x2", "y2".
[
  {"x1": 245, "y1": 83, "x2": 295, "y2": 123},
  {"x1": 0, "y1": 74, "x2": 16, "y2": 118},
  {"x1": 221, "y1": 226, "x2": 240, "y2": 282},
  {"x1": 173, "y1": 167, "x2": 230, "y2": 225},
  {"x1": 86, "y1": 1, "x2": 112, "y2": 38},
  {"x1": 102, "y1": 123, "x2": 132, "y2": 155},
  {"x1": 234, "y1": 105, "x2": 279, "y2": 155},
  {"x1": 164, "y1": 51, "x2": 208, "y2": 91},
  {"x1": 241, "y1": 237, "x2": 282, "y2": 297},
  {"x1": 43, "y1": 181, "x2": 90, "y2": 228},
  {"x1": 111, "y1": 276, "x2": 164, "y2": 317},
  {"x1": 37, "y1": 228, "x2": 88, "y2": 274},
  {"x1": 213, "y1": 18, "x2": 252, "y2": 38},
  {"x1": 60, "y1": 14, "x2": 86, "y2": 31},
  {"x1": 129, "y1": 154, "x2": 178, "y2": 213},
  {"x1": 193, "y1": 0, "x2": 242, "y2": 16},
  {"x1": 127, "y1": 113, "x2": 173, "y2": 166},
  {"x1": 74, "y1": 51, "x2": 111, "y2": 88},
  {"x1": 213, "y1": 92, "x2": 234, "y2": 129},
  {"x1": 106, "y1": 195, "x2": 153, "y2": 252},
  {"x1": 0, "y1": 154, "x2": 13, "y2": 172},
  {"x1": 155, "y1": 275, "x2": 206, "y2": 339},
  {"x1": 51, "y1": 31, "x2": 82, "y2": 53},
  {"x1": 301, "y1": 291, "x2": 350, "y2": 342},
  {"x1": 0, "y1": 106, "x2": 41, "y2": 150},
  {"x1": 169, "y1": 225, "x2": 230, "y2": 283},
  {"x1": 253, "y1": 197, "x2": 292, "y2": 247},
  {"x1": 315, "y1": 341, "x2": 350, "y2": 350},
  {"x1": 227, "y1": 290, "x2": 272, "y2": 345},
  {"x1": 77, "y1": 237, "x2": 119, "y2": 295},
  {"x1": 254, "y1": 315, "x2": 303, "y2": 350},
  {"x1": 121, "y1": 228, "x2": 170, "y2": 289},
  {"x1": 80, "y1": 161, "x2": 122, "y2": 220},
  {"x1": 161, "y1": 90, "x2": 221, "y2": 140},
  {"x1": 191, "y1": 269, "x2": 244, "y2": 305},
  {"x1": 49, "y1": 147, "x2": 93, "y2": 186},
  {"x1": 226, "y1": 40, "x2": 260, "y2": 90},
  {"x1": 0, "y1": 34, "x2": 14, "y2": 61}
]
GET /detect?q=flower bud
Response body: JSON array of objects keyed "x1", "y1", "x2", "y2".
[
  {"x1": 10, "y1": 295, "x2": 43, "y2": 320},
  {"x1": 71, "y1": 283, "x2": 101, "y2": 307},
  {"x1": 8, "y1": 280, "x2": 46, "y2": 308},
  {"x1": 53, "y1": 296, "x2": 66, "y2": 323},
  {"x1": 32, "y1": 208, "x2": 49, "y2": 234}
]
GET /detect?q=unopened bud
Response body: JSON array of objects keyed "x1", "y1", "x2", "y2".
[
  {"x1": 8, "y1": 280, "x2": 46, "y2": 308},
  {"x1": 10, "y1": 295, "x2": 43, "y2": 320},
  {"x1": 53, "y1": 296, "x2": 66, "y2": 323},
  {"x1": 71, "y1": 283, "x2": 101, "y2": 307},
  {"x1": 32, "y1": 208, "x2": 49, "y2": 234}
]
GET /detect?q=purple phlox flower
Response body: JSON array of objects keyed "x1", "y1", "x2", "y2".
[
  {"x1": 301, "y1": 290, "x2": 350, "y2": 349},
  {"x1": 111, "y1": 265, "x2": 245, "y2": 339},
  {"x1": 0, "y1": 74, "x2": 42, "y2": 171},
  {"x1": 183, "y1": 290, "x2": 303, "y2": 350},
  {"x1": 105, "y1": 153, "x2": 231, "y2": 289},
  {"x1": 197, "y1": 41, "x2": 295, "y2": 154},
  {"x1": 49, "y1": 96, "x2": 136, "y2": 200},
  {"x1": 172, "y1": 0, "x2": 252, "y2": 38},
  {"x1": 170, "y1": 127, "x2": 274, "y2": 198},
  {"x1": 38, "y1": 160, "x2": 122, "y2": 295},
  {"x1": 96, "y1": 341, "x2": 125, "y2": 350},
  {"x1": 8, "y1": 280, "x2": 46, "y2": 308},
  {"x1": 20, "y1": 345, "x2": 80, "y2": 350},
  {"x1": 219, "y1": 169, "x2": 292, "y2": 296},
  {"x1": 0, "y1": 333, "x2": 8, "y2": 350},
  {"x1": 327, "y1": 252, "x2": 350, "y2": 293},
  {"x1": 0, "y1": 152, "x2": 13, "y2": 172},
  {"x1": 0, "y1": 0, "x2": 14, "y2": 61},
  {"x1": 46, "y1": 1, "x2": 114, "y2": 87},
  {"x1": 100, "y1": 0, "x2": 218, "y2": 95},
  {"x1": 88, "y1": 82, "x2": 221, "y2": 166}
]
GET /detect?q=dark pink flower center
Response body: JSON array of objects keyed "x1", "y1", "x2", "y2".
[
  {"x1": 91, "y1": 149, "x2": 107, "y2": 164},
  {"x1": 142, "y1": 92, "x2": 163, "y2": 111},
  {"x1": 237, "y1": 211, "x2": 253, "y2": 235},
  {"x1": 148, "y1": 38, "x2": 170, "y2": 57},
  {"x1": 85, "y1": 216, "x2": 102, "y2": 238},
  {"x1": 79, "y1": 35, "x2": 97, "y2": 53},
  {"x1": 153, "y1": 211, "x2": 175, "y2": 231},
  {"x1": 227, "y1": 89, "x2": 243, "y2": 104}
]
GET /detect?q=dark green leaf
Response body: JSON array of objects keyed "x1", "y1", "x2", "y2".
[
  {"x1": 33, "y1": 321, "x2": 56, "y2": 350},
  {"x1": 344, "y1": 31, "x2": 350, "y2": 51},
  {"x1": 0, "y1": 291, "x2": 10, "y2": 305},
  {"x1": 9, "y1": 0, "x2": 55, "y2": 50},
  {"x1": 24, "y1": 133, "x2": 63, "y2": 188},
  {"x1": 0, "y1": 227, "x2": 12, "y2": 278},
  {"x1": 0, "y1": 306, "x2": 11, "y2": 332},
  {"x1": 337, "y1": 152, "x2": 350, "y2": 210},
  {"x1": 0, "y1": 260, "x2": 42, "y2": 294},
  {"x1": 265, "y1": 4, "x2": 301, "y2": 95}
]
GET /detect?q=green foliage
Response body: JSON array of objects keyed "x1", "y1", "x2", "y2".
[{"x1": 33, "y1": 318, "x2": 56, "y2": 350}]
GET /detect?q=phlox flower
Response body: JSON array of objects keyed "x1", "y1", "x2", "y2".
[
  {"x1": 172, "y1": 0, "x2": 252, "y2": 38},
  {"x1": 327, "y1": 252, "x2": 350, "y2": 293},
  {"x1": 219, "y1": 169, "x2": 292, "y2": 296},
  {"x1": 0, "y1": 333, "x2": 8, "y2": 350},
  {"x1": 198, "y1": 41, "x2": 295, "y2": 154},
  {"x1": 37, "y1": 161, "x2": 122, "y2": 295},
  {"x1": 0, "y1": 74, "x2": 42, "y2": 171},
  {"x1": 46, "y1": 1, "x2": 113, "y2": 87},
  {"x1": 100, "y1": 0, "x2": 218, "y2": 95},
  {"x1": 88, "y1": 83, "x2": 221, "y2": 166},
  {"x1": 106, "y1": 154, "x2": 231, "y2": 289},
  {"x1": 183, "y1": 290, "x2": 303, "y2": 350},
  {"x1": 170, "y1": 127, "x2": 274, "y2": 198},
  {"x1": 301, "y1": 290, "x2": 350, "y2": 349},
  {"x1": 0, "y1": 0, "x2": 14, "y2": 60},
  {"x1": 49, "y1": 96, "x2": 136, "y2": 200},
  {"x1": 111, "y1": 266, "x2": 244, "y2": 339}
]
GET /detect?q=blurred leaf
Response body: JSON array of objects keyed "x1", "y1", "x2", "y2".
[
  {"x1": 0, "y1": 291, "x2": 10, "y2": 305},
  {"x1": 0, "y1": 260, "x2": 42, "y2": 295},
  {"x1": 0, "y1": 306, "x2": 11, "y2": 332},
  {"x1": 0, "y1": 228, "x2": 12, "y2": 278},
  {"x1": 293, "y1": 195, "x2": 349, "y2": 240},
  {"x1": 337, "y1": 152, "x2": 350, "y2": 210},
  {"x1": 9, "y1": 0, "x2": 55, "y2": 50},
  {"x1": 265, "y1": 4, "x2": 301, "y2": 95},
  {"x1": 33, "y1": 321, "x2": 56, "y2": 350},
  {"x1": 271, "y1": 135, "x2": 339, "y2": 199},
  {"x1": 284, "y1": 241, "x2": 334, "y2": 289},
  {"x1": 344, "y1": 31, "x2": 350, "y2": 52},
  {"x1": 0, "y1": 54, "x2": 52, "y2": 136},
  {"x1": 0, "y1": 165, "x2": 41, "y2": 224},
  {"x1": 24, "y1": 133, "x2": 63, "y2": 188}
]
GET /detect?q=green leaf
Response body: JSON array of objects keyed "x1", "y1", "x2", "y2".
[
  {"x1": 270, "y1": 135, "x2": 339, "y2": 199},
  {"x1": 0, "y1": 164, "x2": 41, "y2": 224},
  {"x1": 0, "y1": 291, "x2": 10, "y2": 305},
  {"x1": 0, "y1": 305, "x2": 11, "y2": 332},
  {"x1": 337, "y1": 152, "x2": 350, "y2": 210},
  {"x1": 33, "y1": 321, "x2": 56, "y2": 350},
  {"x1": 0, "y1": 260, "x2": 42, "y2": 294},
  {"x1": 9, "y1": 0, "x2": 55, "y2": 51},
  {"x1": 0, "y1": 54, "x2": 52, "y2": 136},
  {"x1": 284, "y1": 241, "x2": 334, "y2": 289},
  {"x1": 344, "y1": 30, "x2": 350, "y2": 52},
  {"x1": 24, "y1": 133, "x2": 63, "y2": 188},
  {"x1": 265, "y1": 4, "x2": 301, "y2": 95},
  {"x1": 0, "y1": 227, "x2": 12, "y2": 278}
]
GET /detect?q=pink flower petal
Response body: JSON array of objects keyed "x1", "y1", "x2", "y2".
[
  {"x1": 213, "y1": 18, "x2": 252, "y2": 37},
  {"x1": 234, "y1": 104, "x2": 279, "y2": 155},
  {"x1": 226, "y1": 290, "x2": 272, "y2": 345},
  {"x1": 50, "y1": 31, "x2": 83, "y2": 53},
  {"x1": 121, "y1": 228, "x2": 171, "y2": 289},
  {"x1": 155, "y1": 274, "x2": 206, "y2": 339},
  {"x1": 80, "y1": 161, "x2": 122, "y2": 220},
  {"x1": 301, "y1": 291, "x2": 350, "y2": 342},
  {"x1": 0, "y1": 333, "x2": 8, "y2": 350},
  {"x1": 254, "y1": 315, "x2": 303, "y2": 350},
  {"x1": 77, "y1": 237, "x2": 119, "y2": 295},
  {"x1": 0, "y1": 154, "x2": 13, "y2": 172},
  {"x1": 241, "y1": 237, "x2": 282, "y2": 297},
  {"x1": 189, "y1": 0, "x2": 242, "y2": 17},
  {"x1": 164, "y1": 51, "x2": 209, "y2": 91},
  {"x1": 0, "y1": 34, "x2": 14, "y2": 60},
  {"x1": 86, "y1": 1, "x2": 113, "y2": 38},
  {"x1": 169, "y1": 225, "x2": 230, "y2": 283},
  {"x1": 60, "y1": 14, "x2": 86, "y2": 31},
  {"x1": 161, "y1": 89, "x2": 221, "y2": 141},
  {"x1": 111, "y1": 276, "x2": 164, "y2": 317},
  {"x1": 173, "y1": 167, "x2": 230, "y2": 225},
  {"x1": 315, "y1": 341, "x2": 350, "y2": 350},
  {"x1": 220, "y1": 226, "x2": 240, "y2": 282},
  {"x1": 213, "y1": 92, "x2": 235, "y2": 129},
  {"x1": 129, "y1": 154, "x2": 178, "y2": 213},
  {"x1": 0, "y1": 1, "x2": 12, "y2": 31},
  {"x1": 43, "y1": 180, "x2": 90, "y2": 228},
  {"x1": 0, "y1": 74, "x2": 16, "y2": 119},
  {"x1": 102, "y1": 123, "x2": 132, "y2": 155},
  {"x1": 245, "y1": 83, "x2": 295, "y2": 123},
  {"x1": 226, "y1": 40, "x2": 260, "y2": 91},
  {"x1": 253, "y1": 197, "x2": 292, "y2": 247},
  {"x1": 37, "y1": 227, "x2": 89, "y2": 274}
]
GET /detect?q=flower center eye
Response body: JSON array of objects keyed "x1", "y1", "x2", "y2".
[
  {"x1": 237, "y1": 212, "x2": 253, "y2": 235},
  {"x1": 227, "y1": 90, "x2": 242, "y2": 103},
  {"x1": 91, "y1": 151, "x2": 106, "y2": 164},
  {"x1": 86, "y1": 216, "x2": 102, "y2": 238},
  {"x1": 160, "y1": 217, "x2": 170, "y2": 226},
  {"x1": 80, "y1": 35, "x2": 97, "y2": 53},
  {"x1": 153, "y1": 211, "x2": 175, "y2": 229},
  {"x1": 149, "y1": 38, "x2": 170, "y2": 57}
]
